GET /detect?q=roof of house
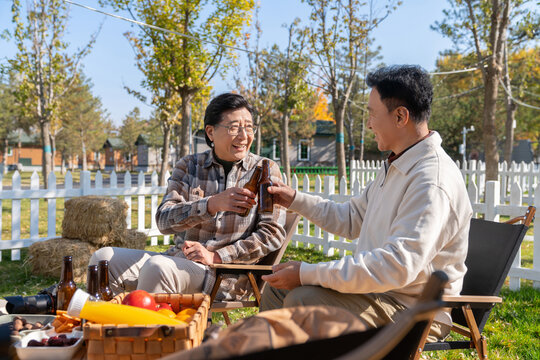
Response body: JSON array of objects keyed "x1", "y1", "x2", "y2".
[
  {"x1": 103, "y1": 138, "x2": 126, "y2": 149},
  {"x1": 315, "y1": 120, "x2": 335, "y2": 136},
  {"x1": 7, "y1": 129, "x2": 40, "y2": 145},
  {"x1": 135, "y1": 134, "x2": 149, "y2": 146}
]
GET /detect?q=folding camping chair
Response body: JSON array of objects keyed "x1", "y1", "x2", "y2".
[
  {"x1": 209, "y1": 211, "x2": 300, "y2": 325},
  {"x1": 219, "y1": 271, "x2": 450, "y2": 360},
  {"x1": 414, "y1": 205, "x2": 536, "y2": 360}
]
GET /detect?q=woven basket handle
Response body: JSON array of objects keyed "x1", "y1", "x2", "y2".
[{"x1": 103, "y1": 325, "x2": 174, "y2": 338}]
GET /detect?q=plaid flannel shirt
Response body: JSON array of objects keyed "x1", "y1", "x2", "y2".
[{"x1": 156, "y1": 150, "x2": 286, "y2": 300}]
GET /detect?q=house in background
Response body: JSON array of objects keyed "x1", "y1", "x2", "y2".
[
  {"x1": 135, "y1": 134, "x2": 161, "y2": 172},
  {"x1": 103, "y1": 138, "x2": 135, "y2": 171},
  {"x1": 0, "y1": 130, "x2": 62, "y2": 171},
  {"x1": 264, "y1": 120, "x2": 336, "y2": 167}
]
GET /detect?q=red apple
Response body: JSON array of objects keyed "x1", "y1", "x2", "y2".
[
  {"x1": 122, "y1": 290, "x2": 157, "y2": 311},
  {"x1": 156, "y1": 302, "x2": 173, "y2": 312}
]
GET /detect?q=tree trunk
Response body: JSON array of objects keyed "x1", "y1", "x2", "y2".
[
  {"x1": 50, "y1": 133, "x2": 56, "y2": 173},
  {"x1": 40, "y1": 120, "x2": 53, "y2": 188},
  {"x1": 255, "y1": 114, "x2": 262, "y2": 155},
  {"x1": 333, "y1": 99, "x2": 347, "y2": 180},
  {"x1": 179, "y1": 91, "x2": 194, "y2": 158},
  {"x1": 346, "y1": 107, "x2": 355, "y2": 164},
  {"x1": 281, "y1": 112, "x2": 291, "y2": 185},
  {"x1": 2, "y1": 138, "x2": 8, "y2": 174},
  {"x1": 502, "y1": 41, "x2": 516, "y2": 163},
  {"x1": 159, "y1": 124, "x2": 172, "y2": 186},
  {"x1": 81, "y1": 138, "x2": 88, "y2": 171},
  {"x1": 483, "y1": 61, "x2": 500, "y2": 181},
  {"x1": 61, "y1": 153, "x2": 66, "y2": 175}
]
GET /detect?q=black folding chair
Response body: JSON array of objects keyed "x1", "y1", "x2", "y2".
[
  {"x1": 226, "y1": 271, "x2": 450, "y2": 360},
  {"x1": 414, "y1": 206, "x2": 535, "y2": 360}
]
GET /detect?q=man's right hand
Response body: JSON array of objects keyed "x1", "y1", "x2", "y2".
[
  {"x1": 267, "y1": 178, "x2": 296, "y2": 208},
  {"x1": 207, "y1": 187, "x2": 256, "y2": 215}
]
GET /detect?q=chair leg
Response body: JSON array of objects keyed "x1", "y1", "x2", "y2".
[
  {"x1": 222, "y1": 311, "x2": 231, "y2": 326},
  {"x1": 462, "y1": 305, "x2": 488, "y2": 360},
  {"x1": 411, "y1": 317, "x2": 434, "y2": 360},
  {"x1": 247, "y1": 272, "x2": 262, "y2": 306}
]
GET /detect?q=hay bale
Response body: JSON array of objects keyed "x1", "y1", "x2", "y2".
[
  {"x1": 110, "y1": 229, "x2": 148, "y2": 250},
  {"x1": 27, "y1": 238, "x2": 98, "y2": 283},
  {"x1": 62, "y1": 196, "x2": 128, "y2": 246}
]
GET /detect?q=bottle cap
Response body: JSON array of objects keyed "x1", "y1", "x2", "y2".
[{"x1": 67, "y1": 289, "x2": 90, "y2": 318}]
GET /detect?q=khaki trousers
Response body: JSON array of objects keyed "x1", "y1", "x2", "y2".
[
  {"x1": 260, "y1": 285, "x2": 450, "y2": 342},
  {"x1": 89, "y1": 247, "x2": 207, "y2": 295}
]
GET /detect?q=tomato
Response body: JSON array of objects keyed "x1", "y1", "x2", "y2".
[
  {"x1": 121, "y1": 290, "x2": 157, "y2": 311},
  {"x1": 156, "y1": 302, "x2": 173, "y2": 312}
]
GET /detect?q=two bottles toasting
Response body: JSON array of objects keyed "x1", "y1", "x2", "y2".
[{"x1": 240, "y1": 159, "x2": 274, "y2": 216}]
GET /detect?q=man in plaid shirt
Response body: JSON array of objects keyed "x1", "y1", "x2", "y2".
[{"x1": 90, "y1": 93, "x2": 286, "y2": 300}]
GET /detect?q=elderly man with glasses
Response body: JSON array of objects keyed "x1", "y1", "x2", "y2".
[{"x1": 89, "y1": 93, "x2": 286, "y2": 301}]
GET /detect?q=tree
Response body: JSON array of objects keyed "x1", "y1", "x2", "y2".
[
  {"x1": 0, "y1": 72, "x2": 19, "y2": 174},
  {"x1": 433, "y1": 0, "x2": 537, "y2": 179},
  {"x1": 105, "y1": 0, "x2": 254, "y2": 169},
  {"x1": 56, "y1": 77, "x2": 111, "y2": 171},
  {"x1": 6, "y1": 0, "x2": 98, "y2": 185},
  {"x1": 303, "y1": 0, "x2": 365, "y2": 179},
  {"x1": 264, "y1": 20, "x2": 312, "y2": 183},
  {"x1": 119, "y1": 107, "x2": 146, "y2": 171},
  {"x1": 234, "y1": 6, "x2": 276, "y2": 155}
]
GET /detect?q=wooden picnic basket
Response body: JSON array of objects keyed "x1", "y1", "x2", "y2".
[{"x1": 83, "y1": 293, "x2": 210, "y2": 360}]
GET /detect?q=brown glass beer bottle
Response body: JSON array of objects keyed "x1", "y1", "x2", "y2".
[
  {"x1": 98, "y1": 260, "x2": 113, "y2": 301},
  {"x1": 239, "y1": 166, "x2": 262, "y2": 217},
  {"x1": 56, "y1": 255, "x2": 77, "y2": 311},
  {"x1": 258, "y1": 159, "x2": 274, "y2": 214},
  {"x1": 86, "y1": 265, "x2": 102, "y2": 300}
]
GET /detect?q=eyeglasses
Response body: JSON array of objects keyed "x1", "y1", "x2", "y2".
[{"x1": 214, "y1": 124, "x2": 258, "y2": 136}]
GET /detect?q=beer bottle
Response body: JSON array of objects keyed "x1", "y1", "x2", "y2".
[
  {"x1": 239, "y1": 166, "x2": 262, "y2": 217},
  {"x1": 258, "y1": 159, "x2": 274, "y2": 214},
  {"x1": 98, "y1": 260, "x2": 113, "y2": 301},
  {"x1": 56, "y1": 256, "x2": 77, "y2": 311},
  {"x1": 86, "y1": 265, "x2": 102, "y2": 300}
]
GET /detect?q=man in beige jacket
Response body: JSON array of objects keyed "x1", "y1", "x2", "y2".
[{"x1": 260, "y1": 65, "x2": 472, "y2": 341}]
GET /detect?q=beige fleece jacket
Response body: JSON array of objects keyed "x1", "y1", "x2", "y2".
[{"x1": 291, "y1": 132, "x2": 472, "y2": 325}]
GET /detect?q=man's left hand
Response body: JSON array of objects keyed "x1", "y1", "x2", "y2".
[
  {"x1": 183, "y1": 241, "x2": 221, "y2": 265},
  {"x1": 261, "y1": 261, "x2": 301, "y2": 290}
]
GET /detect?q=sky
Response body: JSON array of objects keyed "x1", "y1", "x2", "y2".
[{"x1": 0, "y1": 0, "x2": 454, "y2": 126}]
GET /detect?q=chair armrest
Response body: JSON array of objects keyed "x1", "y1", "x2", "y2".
[
  {"x1": 210, "y1": 264, "x2": 273, "y2": 275},
  {"x1": 442, "y1": 295, "x2": 502, "y2": 306}
]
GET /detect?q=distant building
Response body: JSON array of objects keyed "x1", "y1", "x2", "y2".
[
  {"x1": 103, "y1": 138, "x2": 134, "y2": 171},
  {"x1": 512, "y1": 139, "x2": 534, "y2": 163},
  {"x1": 263, "y1": 120, "x2": 336, "y2": 167},
  {"x1": 0, "y1": 130, "x2": 62, "y2": 171}
]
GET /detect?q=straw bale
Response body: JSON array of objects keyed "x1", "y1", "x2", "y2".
[
  {"x1": 110, "y1": 229, "x2": 148, "y2": 250},
  {"x1": 62, "y1": 196, "x2": 128, "y2": 246},
  {"x1": 27, "y1": 238, "x2": 98, "y2": 283}
]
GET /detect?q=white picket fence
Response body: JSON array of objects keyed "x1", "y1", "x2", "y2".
[
  {"x1": 0, "y1": 167, "x2": 539, "y2": 290},
  {"x1": 351, "y1": 159, "x2": 539, "y2": 205}
]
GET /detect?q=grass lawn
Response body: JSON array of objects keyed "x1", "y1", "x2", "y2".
[{"x1": 0, "y1": 243, "x2": 538, "y2": 359}]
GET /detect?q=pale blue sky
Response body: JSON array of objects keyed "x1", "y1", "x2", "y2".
[{"x1": 0, "y1": 0, "x2": 454, "y2": 126}]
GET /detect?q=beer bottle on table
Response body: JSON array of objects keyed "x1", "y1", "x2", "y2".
[
  {"x1": 98, "y1": 260, "x2": 113, "y2": 301},
  {"x1": 239, "y1": 165, "x2": 262, "y2": 217},
  {"x1": 258, "y1": 159, "x2": 274, "y2": 214},
  {"x1": 86, "y1": 265, "x2": 102, "y2": 300},
  {"x1": 56, "y1": 255, "x2": 77, "y2": 311}
]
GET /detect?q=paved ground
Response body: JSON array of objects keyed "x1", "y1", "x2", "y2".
[{"x1": 0, "y1": 299, "x2": 7, "y2": 315}]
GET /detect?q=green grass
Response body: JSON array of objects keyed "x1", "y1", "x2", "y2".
[{"x1": 1, "y1": 244, "x2": 538, "y2": 359}]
